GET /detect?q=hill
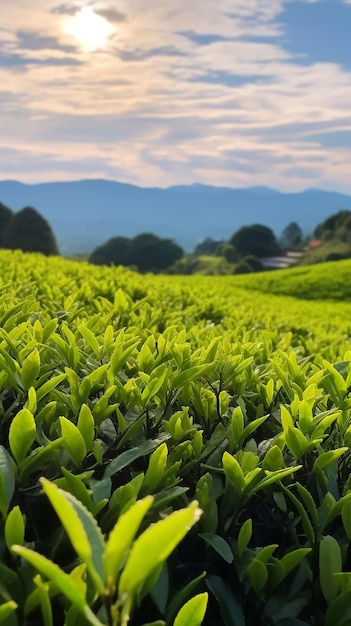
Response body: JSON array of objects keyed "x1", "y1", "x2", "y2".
[
  {"x1": 0, "y1": 179, "x2": 351, "y2": 254},
  {"x1": 232, "y1": 257, "x2": 351, "y2": 300}
]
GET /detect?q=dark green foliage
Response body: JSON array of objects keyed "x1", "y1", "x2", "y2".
[
  {"x1": 89, "y1": 236, "x2": 131, "y2": 266},
  {"x1": 194, "y1": 237, "x2": 225, "y2": 256},
  {"x1": 243, "y1": 255, "x2": 264, "y2": 272},
  {"x1": 220, "y1": 243, "x2": 239, "y2": 263},
  {"x1": 0, "y1": 201, "x2": 13, "y2": 246},
  {"x1": 280, "y1": 221, "x2": 303, "y2": 248},
  {"x1": 326, "y1": 252, "x2": 344, "y2": 262},
  {"x1": 90, "y1": 232, "x2": 184, "y2": 272},
  {"x1": 315, "y1": 210, "x2": 351, "y2": 238},
  {"x1": 2, "y1": 206, "x2": 59, "y2": 255},
  {"x1": 230, "y1": 224, "x2": 281, "y2": 258},
  {"x1": 233, "y1": 260, "x2": 253, "y2": 274}
]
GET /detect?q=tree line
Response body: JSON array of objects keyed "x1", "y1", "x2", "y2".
[{"x1": 1, "y1": 196, "x2": 350, "y2": 274}]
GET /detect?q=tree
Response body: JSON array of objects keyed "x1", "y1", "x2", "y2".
[
  {"x1": 89, "y1": 236, "x2": 131, "y2": 266},
  {"x1": 243, "y1": 255, "x2": 264, "y2": 272},
  {"x1": 89, "y1": 233, "x2": 184, "y2": 272},
  {"x1": 314, "y1": 210, "x2": 351, "y2": 238},
  {"x1": 194, "y1": 237, "x2": 224, "y2": 256},
  {"x1": 2, "y1": 206, "x2": 59, "y2": 255},
  {"x1": 0, "y1": 201, "x2": 13, "y2": 246},
  {"x1": 129, "y1": 233, "x2": 183, "y2": 272},
  {"x1": 280, "y1": 222, "x2": 303, "y2": 248},
  {"x1": 229, "y1": 224, "x2": 280, "y2": 258},
  {"x1": 219, "y1": 243, "x2": 239, "y2": 263}
]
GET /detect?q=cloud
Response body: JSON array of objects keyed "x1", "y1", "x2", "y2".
[
  {"x1": 15, "y1": 30, "x2": 77, "y2": 53},
  {"x1": 1, "y1": 0, "x2": 351, "y2": 192}
]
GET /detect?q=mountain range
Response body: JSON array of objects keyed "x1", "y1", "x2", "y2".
[{"x1": 1, "y1": 179, "x2": 351, "y2": 255}]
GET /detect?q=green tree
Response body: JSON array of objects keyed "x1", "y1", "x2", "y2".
[
  {"x1": 233, "y1": 260, "x2": 254, "y2": 274},
  {"x1": 130, "y1": 233, "x2": 183, "y2": 272},
  {"x1": 194, "y1": 237, "x2": 224, "y2": 256},
  {"x1": 89, "y1": 236, "x2": 131, "y2": 266},
  {"x1": 219, "y1": 243, "x2": 239, "y2": 263},
  {"x1": 0, "y1": 201, "x2": 13, "y2": 246},
  {"x1": 314, "y1": 210, "x2": 351, "y2": 238},
  {"x1": 2, "y1": 206, "x2": 59, "y2": 255},
  {"x1": 230, "y1": 224, "x2": 281, "y2": 258},
  {"x1": 243, "y1": 255, "x2": 264, "y2": 272},
  {"x1": 90, "y1": 233, "x2": 184, "y2": 272},
  {"x1": 280, "y1": 222, "x2": 303, "y2": 248}
]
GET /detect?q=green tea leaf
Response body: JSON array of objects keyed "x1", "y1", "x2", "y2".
[
  {"x1": 104, "y1": 496, "x2": 153, "y2": 585},
  {"x1": 5, "y1": 506, "x2": 25, "y2": 550},
  {"x1": 11, "y1": 546, "x2": 103, "y2": 626},
  {"x1": 222, "y1": 452, "x2": 245, "y2": 494},
  {"x1": 173, "y1": 593, "x2": 208, "y2": 626},
  {"x1": 238, "y1": 518, "x2": 252, "y2": 558},
  {"x1": 200, "y1": 534, "x2": 233, "y2": 563},
  {"x1": 41, "y1": 479, "x2": 105, "y2": 593},
  {"x1": 320, "y1": 535, "x2": 342, "y2": 604},
  {"x1": 0, "y1": 601, "x2": 17, "y2": 622},
  {"x1": 119, "y1": 501, "x2": 202, "y2": 596},
  {"x1": 325, "y1": 591, "x2": 351, "y2": 626},
  {"x1": 143, "y1": 444, "x2": 168, "y2": 492},
  {"x1": 21, "y1": 348, "x2": 40, "y2": 390},
  {"x1": 59, "y1": 417, "x2": 87, "y2": 467},
  {"x1": 9, "y1": 408, "x2": 36, "y2": 466},
  {"x1": 248, "y1": 559, "x2": 268, "y2": 593},
  {"x1": 77, "y1": 404, "x2": 95, "y2": 450}
]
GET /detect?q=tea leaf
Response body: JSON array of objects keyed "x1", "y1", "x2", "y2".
[
  {"x1": 9, "y1": 408, "x2": 36, "y2": 467},
  {"x1": 5, "y1": 506, "x2": 25, "y2": 550},
  {"x1": 200, "y1": 533, "x2": 233, "y2": 563},
  {"x1": 41, "y1": 479, "x2": 105, "y2": 593},
  {"x1": 104, "y1": 496, "x2": 153, "y2": 585},
  {"x1": 320, "y1": 535, "x2": 342, "y2": 604},
  {"x1": 173, "y1": 593, "x2": 208, "y2": 626},
  {"x1": 59, "y1": 417, "x2": 87, "y2": 467}
]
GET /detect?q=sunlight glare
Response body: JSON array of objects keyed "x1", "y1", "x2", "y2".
[{"x1": 66, "y1": 7, "x2": 114, "y2": 51}]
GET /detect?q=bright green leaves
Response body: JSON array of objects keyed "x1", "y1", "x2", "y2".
[
  {"x1": 41, "y1": 479, "x2": 105, "y2": 592},
  {"x1": 143, "y1": 444, "x2": 168, "y2": 492},
  {"x1": 21, "y1": 348, "x2": 40, "y2": 390},
  {"x1": 14, "y1": 479, "x2": 203, "y2": 626},
  {"x1": 59, "y1": 417, "x2": 87, "y2": 467},
  {"x1": 119, "y1": 501, "x2": 202, "y2": 597},
  {"x1": 11, "y1": 546, "x2": 103, "y2": 626},
  {"x1": 9, "y1": 408, "x2": 36, "y2": 467},
  {"x1": 238, "y1": 519, "x2": 252, "y2": 558},
  {"x1": 0, "y1": 601, "x2": 18, "y2": 622},
  {"x1": 77, "y1": 404, "x2": 95, "y2": 450},
  {"x1": 281, "y1": 406, "x2": 322, "y2": 459},
  {"x1": 5, "y1": 506, "x2": 25, "y2": 549},
  {"x1": 104, "y1": 496, "x2": 153, "y2": 585},
  {"x1": 173, "y1": 593, "x2": 208, "y2": 626}
]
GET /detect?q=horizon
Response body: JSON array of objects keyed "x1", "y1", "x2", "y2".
[
  {"x1": 1, "y1": 177, "x2": 351, "y2": 198},
  {"x1": 2, "y1": 1, "x2": 351, "y2": 193}
]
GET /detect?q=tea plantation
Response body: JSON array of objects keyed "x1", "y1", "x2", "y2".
[{"x1": 2, "y1": 250, "x2": 351, "y2": 626}]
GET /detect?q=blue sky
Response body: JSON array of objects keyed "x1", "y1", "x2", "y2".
[{"x1": 1, "y1": 0, "x2": 351, "y2": 191}]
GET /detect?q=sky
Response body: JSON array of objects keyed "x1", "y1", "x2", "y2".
[{"x1": 1, "y1": 0, "x2": 351, "y2": 192}]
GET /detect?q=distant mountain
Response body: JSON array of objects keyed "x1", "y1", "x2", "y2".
[{"x1": 0, "y1": 179, "x2": 351, "y2": 255}]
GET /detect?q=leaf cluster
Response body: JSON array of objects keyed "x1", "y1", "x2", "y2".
[{"x1": 0, "y1": 251, "x2": 351, "y2": 625}]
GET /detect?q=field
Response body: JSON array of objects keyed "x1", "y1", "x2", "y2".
[{"x1": 1, "y1": 250, "x2": 351, "y2": 626}]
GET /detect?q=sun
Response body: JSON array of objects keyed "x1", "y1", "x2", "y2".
[{"x1": 65, "y1": 7, "x2": 114, "y2": 51}]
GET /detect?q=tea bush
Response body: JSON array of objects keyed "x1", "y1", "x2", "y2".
[{"x1": 1, "y1": 250, "x2": 351, "y2": 625}]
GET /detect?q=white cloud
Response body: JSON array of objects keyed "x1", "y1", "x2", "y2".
[{"x1": 1, "y1": 0, "x2": 351, "y2": 191}]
